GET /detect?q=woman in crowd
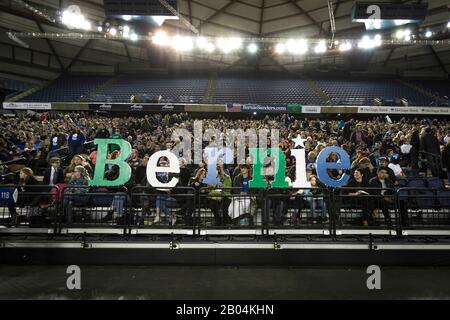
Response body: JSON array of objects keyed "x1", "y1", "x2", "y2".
[
  {"x1": 64, "y1": 154, "x2": 92, "y2": 182},
  {"x1": 7, "y1": 167, "x2": 40, "y2": 225},
  {"x1": 64, "y1": 165, "x2": 90, "y2": 224},
  {"x1": 206, "y1": 164, "x2": 232, "y2": 226}
]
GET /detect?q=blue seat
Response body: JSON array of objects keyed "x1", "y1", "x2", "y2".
[
  {"x1": 437, "y1": 190, "x2": 450, "y2": 208},
  {"x1": 407, "y1": 178, "x2": 427, "y2": 189},
  {"x1": 426, "y1": 177, "x2": 445, "y2": 190}
]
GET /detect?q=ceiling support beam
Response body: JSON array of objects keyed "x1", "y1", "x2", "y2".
[
  {"x1": 64, "y1": 39, "x2": 92, "y2": 73},
  {"x1": 36, "y1": 22, "x2": 64, "y2": 71},
  {"x1": 187, "y1": 0, "x2": 193, "y2": 24},
  {"x1": 124, "y1": 43, "x2": 131, "y2": 62},
  {"x1": 258, "y1": 0, "x2": 265, "y2": 35},
  {"x1": 197, "y1": 0, "x2": 238, "y2": 33},
  {"x1": 429, "y1": 45, "x2": 449, "y2": 74},
  {"x1": 383, "y1": 47, "x2": 396, "y2": 66},
  {"x1": 289, "y1": 0, "x2": 329, "y2": 36}
]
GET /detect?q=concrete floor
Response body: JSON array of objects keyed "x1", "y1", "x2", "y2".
[{"x1": 0, "y1": 265, "x2": 449, "y2": 299}]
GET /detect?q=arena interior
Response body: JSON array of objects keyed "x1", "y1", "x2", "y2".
[{"x1": 0, "y1": 0, "x2": 450, "y2": 301}]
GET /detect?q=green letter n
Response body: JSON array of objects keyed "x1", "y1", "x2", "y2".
[{"x1": 249, "y1": 147, "x2": 288, "y2": 189}]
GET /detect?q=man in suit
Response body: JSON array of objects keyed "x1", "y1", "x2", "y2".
[
  {"x1": 369, "y1": 167, "x2": 394, "y2": 227},
  {"x1": 43, "y1": 157, "x2": 64, "y2": 186}
]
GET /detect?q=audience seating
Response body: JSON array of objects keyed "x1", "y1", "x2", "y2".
[
  {"x1": 314, "y1": 79, "x2": 433, "y2": 106},
  {"x1": 22, "y1": 76, "x2": 109, "y2": 102}
]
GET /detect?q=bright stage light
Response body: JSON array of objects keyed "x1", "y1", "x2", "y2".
[
  {"x1": 152, "y1": 30, "x2": 170, "y2": 46},
  {"x1": 97, "y1": 26, "x2": 103, "y2": 32},
  {"x1": 339, "y1": 42, "x2": 352, "y2": 52},
  {"x1": 404, "y1": 29, "x2": 411, "y2": 37},
  {"x1": 197, "y1": 37, "x2": 215, "y2": 53},
  {"x1": 123, "y1": 26, "x2": 130, "y2": 34},
  {"x1": 425, "y1": 31, "x2": 433, "y2": 38},
  {"x1": 396, "y1": 30, "x2": 405, "y2": 39},
  {"x1": 314, "y1": 41, "x2": 327, "y2": 54},
  {"x1": 61, "y1": 5, "x2": 91, "y2": 30},
  {"x1": 247, "y1": 43, "x2": 258, "y2": 54},
  {"x1": 172, "y1": 35, "x2": 193, "y2": 52},
  {"x1": 130, "y1": 33, "x2": 138, "y2": 41},
  {"x1": 374, "y1": 34, "x2": 382, "y2": 46},
  {"x1": 217, "y1": 37, "x2": 242, "y2": 53},
  {"x1": 275, "y1": 43, "x2": 286, "y2": 54},
  {"x1": 358, "y1": 35, "x2": 380, "y2": 49},
  {"x1": 123, "y1": 15, "x2": 132, "y2": 21},
  {"x1": 447, "y1": 21, "x2": 450, "y2": 28},
  {"x1": 287, "y1": 39, "x2": 308, "y2": 54},
  {"x1": 109, "y1": 27, "x2": 117, "y2": 36},
  {"x1": 205, "y1": 42, "x2": 215, "y2": 53}
]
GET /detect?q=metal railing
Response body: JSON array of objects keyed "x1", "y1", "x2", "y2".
[{"x1": 1, "y1": 185, "x2": 449, "y2": 236}]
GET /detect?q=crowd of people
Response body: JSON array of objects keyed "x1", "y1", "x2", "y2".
[{"x1": 0, "y1": 111, "x2": 449, "y2": 227}]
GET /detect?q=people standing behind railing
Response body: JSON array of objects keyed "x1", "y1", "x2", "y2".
[
  {"x1": 64, "y1": 166, "x2": 90, "y2": 224},
  {"x1": 443, "y1": 138, "x2": 450, "y2": 182},
  {"x1": 421, "y1": 127, "x2": 441, "y2": 177},
  {"x1": 205, "y1": 164, "x2": 232, "y2": 226},
  {"x1": 228, "y1": 164, "x2": 255, "y2": 225},
  {"x1": 7, "y1": 167, "x2": 40, "y2": 226},
  {"x1": 303, "y1": 175, "x2": 327, "y2": 224},
  {"x1": 152, "y1": 158, "x2": 179, "y2": 226},
  {"x1": 368, "y1": 167, "x2": 394, "y2": 227},
  {"x1": 345, "y1": 169, "x2": 371, "y2": 227},
  {"x1": 187, "y1": 168, "x2": 208, "y2": 225}
]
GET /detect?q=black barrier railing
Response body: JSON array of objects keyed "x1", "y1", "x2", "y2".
[
  {"x1": 58, "y1": 186, "x2": 129, "y2": 234},
  {"x1": 265, "y1": 188, "x2": 332, "y2": 235},
  {"x1": 0, "y1": 185, "x2": 449, "y2": 236},
  {"x1": 397, "y1": 188, "x2": 450, "y2": 233},
  {"x1": 334, "y1": 188, "x2": 398, "y2": 235},
  {"x1": 0, "y1": 185, "x2": 60, "y2": 232},
  {"x1": 129, "y1": 186, "x2": 196, "y2": 235},
  {"x1": 197, "y1": 187, "x2": 265, "y2": 235}
]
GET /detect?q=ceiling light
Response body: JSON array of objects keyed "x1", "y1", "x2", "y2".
[
  {"x1": 275, "y1": 43, "x2": 286, "y2": 54},
  {"x1": 109, "y1": 27, "x2": 117, "y2": 36},
  {"x1": 314, "y1": 41, "x2": 327, "y2": 54},
  {"x1": 247, "y1": 43, "x2": 258, "y2": 54},
  {"x1": 152, "y1": 30, "x2": 170, "y2": 46},
  {"x1": 130, "y1": 33, "x2": 138, "y2": 41},
  {"x1": 339, "y1": 42, "x2": 352, "y2": 52},
  {"x1": 172, "y1": 35, "x2": 193, "y2": 52},
  {"x1": 425, "y1": 31, "x2": 432, "y2": 38},
  {"x1": 395, "y1": 30, "x2": 404, "y2": 39}
]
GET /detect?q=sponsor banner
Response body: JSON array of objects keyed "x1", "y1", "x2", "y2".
[
  {"x1": 88, "y1": 103, "x2": 185, "y2": 112},
  {"x1": 241, "y1": 104, "x2": 287, "y2": 113},
  {"x1": 185, "y1": 104, "x2": 227, "y2": 113},
  {"x1": 301, "y1": 106, "x2": 322, "y2": 113},
  {"x1": 287, "y1": 104, "x2": 303, "y2": 114},
  {"x1": 2, "y1": 102, "x2": 51, "y2": 110},
  {"x1": 226, "y1": 103, "x2": 242, "y2": 113},
  {"x1": 357, "y1": 106, "x2": 450, "y2": 115}
]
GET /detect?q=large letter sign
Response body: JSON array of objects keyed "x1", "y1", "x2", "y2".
[
  {"x1": 89, "y1": 139, "x2": 132, "y2": 187},
  {"x1": 315, "y1": 146, "x2": 351, "y2": 188},
  {"x1": 88, "y1": 139, "x2": 354, "y2": 189},
  {"x1": 249, "y1": 148, "x2": 289, "y2": 189},
  {"x1": 146, "y1": 150, "x2": 180, "y2": 188}
]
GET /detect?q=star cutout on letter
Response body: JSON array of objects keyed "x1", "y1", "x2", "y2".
[{"x1": 292, "y1": 135, "x2": 307, "y2": 148}]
